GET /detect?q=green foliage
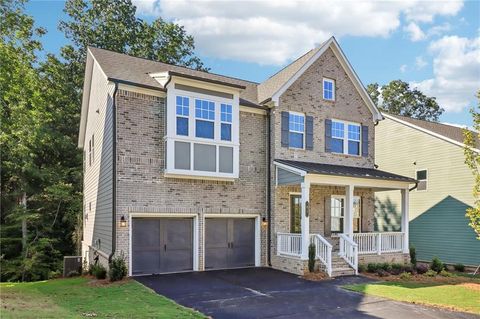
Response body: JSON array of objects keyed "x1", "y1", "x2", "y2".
[
  {"x1": 416, "y1": 264, "x2": 429, "y2": 274},
  {"x1": 93, "y1": 264, "x2": 107, "y2": 280},
  {"x1": 399, "y1": 272, "x2": 412, "y2": 280},
  {"x1": 66, "y1": 270, "x2": 80, "y2": 277},
  {"x1": 358, "y1": 264, "x2": 367, "y2": 273},
  {"x1": 409, "y1": 246, "x2": 417, "y2": 265},
  {"x1": 376, "y1": 269, "x2": 389, "y2": 277},
  {"x1": 463, "y1": 93, "x2": 480, "y2": 240},
  {"x1": 367, "y1": 263, "x2": 379, "y2": 273},
  {"x1": 431, "y1": 257, "x2": 444, "y2": 273},
  {"x1": 390, "y1": 263, "x2": 404, "y2": 275},
  {"x1": 308, "y1": 243, "x2": 316, "y2": 272},
  {"x1": 439, "y1": 270, "x2": 453, "y2": 277},
  {"x1": 454, "y1": 263, "x2": 465, "y2": 272},
  {"x1": 425, "y1": 269, "x2": 437, "y2": 277},
  {"x1": 367, "y1": 80, "x2": 444, "y2": 121},
  {"x1": 109, "y1": 254, "x2": 127, "y2": 282}
]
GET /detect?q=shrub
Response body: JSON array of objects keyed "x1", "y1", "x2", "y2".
[
  {"x1": 399, "y1": 272, "x2": 412, "y2": 280},
  {"x1": 390, "y1": 263, "x2": 404, "y2": 275},
  {"x1": 454, "y1": 263, "x2": 465, "y2": 272},
  {"x1": 425, "y1": 269, "x2": 437, "y2": 277},
  {"x1": 409, "y1": 246, "x2": 417, "y2": 265},
  {"x1": 358, "y1": 264, "x2": 367, "y2": 273},
  {"x1": 367, "y1": 263, "x2": 379, "y2": 273},
  {"x1": 379, "y1": 262, "x2": 392, "y2": 272},
  {"x1": 67, "y1": 270, "x2": 80, "y2": 278},
  {"x1": 376, "y1": 269, "x2": 389, "y2": 277},
  {"x1": 109, "y1": 254, "x2": 128, "y2": 282},
  {"x1": 93, "y1": 264, "x2": 107, "y2": 280},
  {"x1": 431, "y1": 257, "x2": 444, "y2": 273},
  {"x1": 88, "y1": 263, "x2": 97, "y2": 276},
  {"x1": 439, "y1": 270, "x2": 453, "y2": 277},
  {"x1": 416, "y1": 264, "x2": 429, "y2": 274}
]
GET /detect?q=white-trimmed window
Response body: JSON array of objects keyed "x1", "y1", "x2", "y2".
[
  {"x1": 221, "y1": 103, "x2": 232, "y2": 141},
  {"x1": 176, "y1": 96, "x2": 189, "y2": 136},
  {"x1": 195, "y1": 99, "x2": 215, "y2": 139},
  {"x1": 323, "y1": 78, "x2": 335, "y2": 101},
  {"x1": 416, "y1": 169, "x2": 427, "y2": 191},
  {"x1": 331, "y1": 120, "x2": 361, "y2": 156},
  {"x1": 288, "y1": 112, "x2": 305, "y2": 149},
  {"x1": 331, "y1": 196, "x2": 361, "y2": 233}
]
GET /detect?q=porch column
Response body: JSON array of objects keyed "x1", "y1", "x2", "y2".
[
  {"x1": 344, "y1": 185, "x2": 354, "y2": 237},
  {"x1": 401, "y1": 188, "x2": 409, "y2": 253},
  {"x1": 301, "y1": 181, "x2": 310, "y2": 260}
]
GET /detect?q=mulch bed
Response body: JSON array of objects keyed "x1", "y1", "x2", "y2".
[
  {"x1": 302, "y1": 271, "x2": 331, "y2": 281},
  {"x1": 360, "y1": 272, "x2": 480, "y2": 285}
]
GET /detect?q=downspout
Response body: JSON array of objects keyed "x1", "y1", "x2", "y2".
[
  {"x1": 108, "y1": 82, "x2": 119, "y2": 264},
  {"x1": 409, "y1": 183, "x2": 418, "y2": 192},
  {"x1": 266, "y1": 108, "x2": 272, "y2": 267}
]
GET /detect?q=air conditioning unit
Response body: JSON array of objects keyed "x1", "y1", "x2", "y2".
[{"x1": 63, "y1": 256, "x2": 82, "y2": 277}]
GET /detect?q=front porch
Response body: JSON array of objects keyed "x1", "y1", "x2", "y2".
[{"x1": 272, "y1": 160, "x2": 416, "y2": 277}]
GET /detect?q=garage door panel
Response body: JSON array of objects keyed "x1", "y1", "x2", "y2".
[
  {"x1": 132, "y1": 251, "x2": 161, "y2": 275},
  {"x1": 164, "y1": 219, "x2": 193, "y2": 250},
  {"x1": 205, "y1": 219, "x2": 229, "y2": 269}
]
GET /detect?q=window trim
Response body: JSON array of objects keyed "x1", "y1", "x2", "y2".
[
  {"x1": 289, "y1": 193, "x2": 302, "y2": 233},
  {"x1": 220, "y1": 103, "x2": 232, "y2": 141},
  {"x1": 323, "y1": 78, "x2": 335, "y2": 101},
  {"x1": 330, "y1": 195, "x2": 362, "y2": 234},
  {"x1": 194, "y1": 98, "x2": 216, "y2": 140},
  {"x1": 288, "y1": 111, "x2": 306, "y2": 149},
  {"x1": 330, "y1": 119, "x2": 362, "y2": 156},
  {"x1": 175, "y1": 96, "x2": 190, "y2": 136},
  {"x1": 415, "y1": 169, "x2": 428, "y2": 192}
]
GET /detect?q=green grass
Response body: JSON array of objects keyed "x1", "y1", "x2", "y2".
[
  {"x1": 344, "y1": 281, "x2": 480, "y2": 314},
  {"x1": 0, "y1": 277, "x2": 206, "y2": 319}
]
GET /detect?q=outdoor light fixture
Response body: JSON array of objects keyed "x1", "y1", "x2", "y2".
[
  {"x1": 305, "y1": 201, "x2": 310, "y2": 217},
  {"x1": 262, "y1": 217, "x2": 268, "y2": 227},
  {"x1": 120, "y1": 215, "x2": 127, "y2": 228}
]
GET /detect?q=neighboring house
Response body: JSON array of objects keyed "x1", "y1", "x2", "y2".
[
  {"x1": 375, "y1": 113, "x2": 480, "y2": 267},
  {"x1": 79, "y1": 37, "x2": 416, "y2": 277}
]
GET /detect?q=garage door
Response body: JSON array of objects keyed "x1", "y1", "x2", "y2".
[
  {"x1": 132, "y1": 218, "x2": 193, "y2": 275},
  {"x1": 205, "y1": 218, "x2": 255, "y2": 270}
]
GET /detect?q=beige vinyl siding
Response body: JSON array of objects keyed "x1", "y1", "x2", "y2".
[
  {"x1": 375, "y1": 118, "x2": 479, "y2": 265},
  {"x1": 82, "y1": 61, "x2": 116, "y2": 257}
]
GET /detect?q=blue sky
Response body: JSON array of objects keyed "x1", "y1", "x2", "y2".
[{"x1": 27, "y1": 0, "x2": 479, "y2": 126}]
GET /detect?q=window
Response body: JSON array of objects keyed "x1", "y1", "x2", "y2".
[
  {"x1": 290, "y1": 194, "x2": 301, "y2": 233},
  {"x1": 176, "y1": 96, "x2": 189, "y2": 136},
  {"x1": 289, "y1": 113, "x2": 305, "y2": 148},
  {"x1": 195, "y1": 99, "x2": 215, "y2": 139},
  {"x1": 221, "y1": 103, "x2": 232, "y2": 141},
  {"x1": 331, "y1": 121, "x2": 344, "y2": 153},
  {"x1": 331, "y1": 120, "x2": 361, "y2": 155},
  {"x1": 331, "y1": 196, "x2": 361, "y2": 233},
  {"x1": 416, "y1": 169, "x2": 427, "y2": 191},
  {"x1": 323, "y1": 78, "x2": 335, "y2": 101},
  {"x1": 347, "y1": 124, "x2": 360, "y2": 156}
]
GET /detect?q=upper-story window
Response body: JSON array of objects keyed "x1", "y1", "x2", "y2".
[
  {"x1": 176, "y1": 96, "x2": 189, "y2": 136},
  {"x1": 416, "y1": 169, "x2": 427, "y2": 191},
  {"x1": 323, "y1": 78, "x2": 335, "y2": 101},
  {"x1": 288, "y1": 112, "x2": 305, "y2": 149},
  {"x1": 221, "y1": 103, "x2": 232, "y2": 141},
  {"x1": 331, "y1": 120, "x2": 361, "y2": 156},
  {"x1": 195, "y1": 99, "x2": 215, "y2": 139}
]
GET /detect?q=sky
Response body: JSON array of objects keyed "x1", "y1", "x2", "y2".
[{"x1": 26, "y1": 0, "x2": 480, "y2": 126}]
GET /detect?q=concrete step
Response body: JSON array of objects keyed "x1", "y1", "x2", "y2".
[{"x1": 331, "y1": 267, "x2": 356, "y2": 277}]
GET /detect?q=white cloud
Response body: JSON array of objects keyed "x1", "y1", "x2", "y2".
[
  {"x1": 133, "y1": 0, "x2": 464, "y2": 65},
  {"x1": 405, "y1": 22, "x2": 426, "y2": 41},
  {"x1": 411, "y1": 36, "x2": 480, "y2": 113},
  {"x1": 400, "y1": 64, "x2": 408, "y2": 73},
  {"x1": 415, "y1": 56, "x2": 428, "y2": 69}
]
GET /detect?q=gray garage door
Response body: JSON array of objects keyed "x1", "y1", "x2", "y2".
[
  {"x1": 205, "y1": 218, "x2": 255, "y2": 270},
  {"x1": 132, "y1": 218, "x2": 193, "y2": 275}
]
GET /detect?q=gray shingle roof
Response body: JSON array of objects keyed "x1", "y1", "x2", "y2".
[{"x1": 275, "y1": 159, "x2": 417, "y2": 183}]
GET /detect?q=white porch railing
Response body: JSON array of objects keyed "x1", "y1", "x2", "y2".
[
  {"x1": 277, "y1": 232, "x2": 302, "y2": 257},
  {"x1": 310, "y1": 234, "x2": 333, "y2": 277},
  {"x1": 339, "y1": 234, "x2": 358, "y2": 274},
  {"x1": 353, "y1": 232, "x2": 404, "y2": 255}
]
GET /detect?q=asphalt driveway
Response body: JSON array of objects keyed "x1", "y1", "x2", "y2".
[{"x1": 135, "y1": 268, "x2": 477, "y2": 319}]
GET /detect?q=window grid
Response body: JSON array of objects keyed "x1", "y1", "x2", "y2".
[
  {"x1": 331, "y1": 196, "x2": 361, "y2": 233},
  {"x1": 323, "y1": 79, "x2": 334, "y2": 100},
  {"x1": 348, "y1": 124, "x2": 360, "y2": 141},
  {"x1": 195, "y1": 99, "x2": 215, "y2": 121},
  {"x1": 221, "y1": 104, "x2": 232, "y2": 123},
  {"x1": 289, "y1": 113, "x2": 305, "y2": 133},
  {"x1": 176, "y1": 96, "x2": 189, "y2": 116},
  {"x1": 331, "y1": 120, "x2": 362, "y2": 155}
]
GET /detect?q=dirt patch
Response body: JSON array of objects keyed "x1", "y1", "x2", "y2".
[
  {"x1": 86, "y1": 278, "x2": 131, "y2": 287},
  {"x1": 460, "y1": 283, "x2": 480, "y2": 292},
  {"x1": 360, "y1": 272, "x2": 480, "y2": 285},
  {"x1": 302, "y1": 271, "x2": 331, "y2": 281}
]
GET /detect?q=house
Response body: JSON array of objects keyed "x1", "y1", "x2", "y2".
[
  {"x1": 375, "y1": 114, "x2": 480, "y2": 267},
  {"x1": 78, "y1": 37, "x2": 416, "y2": 277}
]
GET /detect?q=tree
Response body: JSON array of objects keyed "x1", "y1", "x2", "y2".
[
  {"x1": 463, "y1": 91, "x2": 480, "y2": 240},
  {"x1": 367, "y1": 80, "x2": 444, "y2": 121}
]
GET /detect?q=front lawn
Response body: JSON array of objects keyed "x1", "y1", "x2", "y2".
[
  {"x1": 344, "y1": 280, "x2": 480, "y2": 314},
  {"x1": 1, "y1": 277, "x2": 205, "y2": 319}
]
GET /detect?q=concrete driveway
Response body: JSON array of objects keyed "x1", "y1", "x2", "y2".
[{"x1": 135, "y1": 268, "x2": 476, "y2": 319}]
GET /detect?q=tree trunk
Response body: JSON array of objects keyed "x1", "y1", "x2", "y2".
[{"x1": 21, "y1": 192, "x2": 27, "y2": 251}]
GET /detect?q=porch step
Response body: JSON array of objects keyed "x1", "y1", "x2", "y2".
[
  {"x1": 331, "y1": 267, "x2": 356, "y2": 277},
  {"x1": 329, "y1": 253, "x2": 356, "y2": 277}
]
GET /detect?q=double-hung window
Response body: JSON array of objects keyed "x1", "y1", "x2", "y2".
[
  {"x1": 331, "y1": 120, "x2": 361, "y2": 155},
  {"x1": 221, "y1": 103, "x2": 232, "y2": 141},
  {"x1": 331, "y1": 196, "x2": 361, "y2": 233},
  {"x1": 195, "y1": 99, "x2": 215, "y2": 139},
  {"x1": 288, "y1": 113, "x2": 305, "y2": 148},
  {"x1": 176, "y1": 96, "x2": 189, "y2": 136},
  {"x1": 323, "y1": 78, "x2": 335, "y2": 101}
]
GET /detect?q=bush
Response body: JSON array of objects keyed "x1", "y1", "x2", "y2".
[
  {"x1": 425, "y1": 269, "x2": 437, "y2": 277},
  {"x1": 390, "y1": 263, "x2": 404, "y2": 275},
  {"x1": 379, "y1": 262, "x2": 392, "y2": 272},
  {"x1": 109, "y1": 254, "x2": 128, "y2": 282},
  {"x1": 93, "y1": 264, "x2": 107, "y2": 280},
  {"x1": 416, "y1": 264, "x2": 429, "y2": 274},
  {"x1": 67, "y1": 270, "x2": 80, "y2": 277},
  {"x1": 376, "y1": 269, "x2": 389, "y2": 277},
  {"x1": 399, "y1": 272, "x2": 412, "y2": 280},
  {"x1": 403, "y1": 264, "x2": 414, "y2": 274},
  {"x1": 439, "y1": 270, "x2": 453, "y2": 277},
  {"x1": 367, "y1": 263, "x2": 379, "y2": 273},
  {"x1": 409, "y1": 246, "x2": 417, "y2": 265},
  {"x1": 431, "y1": 257, "x2": 444, "y2": 273},
  {"x1": 358, "y1": 264, "x2": 367, "y2": 273},
  {"x1": 454, "y1": 263, "x2": 465, "y2": 272}
]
